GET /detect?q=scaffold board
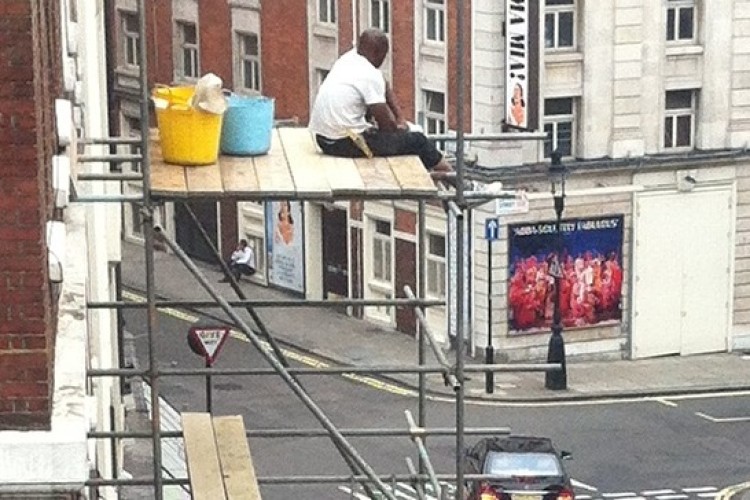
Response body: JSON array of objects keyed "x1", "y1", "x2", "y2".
[{"x1": 149, "y1": 128, "x2": 438, "y2": 200}]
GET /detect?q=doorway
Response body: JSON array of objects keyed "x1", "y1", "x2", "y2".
[
  {"x1": 175, "y1": 200, "x2": 219, "y2": 264},
  {"x1": 632, "y1": 187, "x2": 733, "y2": 358},
  {"x1": 322, "y1": 207, "x2": 349, "y2": 301}
]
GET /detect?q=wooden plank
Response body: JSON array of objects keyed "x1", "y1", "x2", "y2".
[
  {"x1": 182, "y1": 413, "x2": 227, "y2": 500},
  {"x1": 253, "y1": 129, "x2": 297, "y2": 197},
  {"x1": 354, "y1": 157, "x2": 402, "y2": 196},
  {"x1": 316, "y1": 155, "x2": 365, "y2": 196},
  {"x1": 277, "y1": 127, "x2": 332, "y2": 197},
  {"x1": 220, "y1": 156, "x2": 260, "y2": 195},
  {"x1": 386, "y1": 156, "x2": 437, "y2": 196},
  {"x1": 213, "y1": 416, "x2": 262, "y2": 500},
  {"x1": 185, "y1": 163, "x2": 224, "y2": 195},
  {"x1": 150, "y1": 142, "x2": 188, "y2": 196}
]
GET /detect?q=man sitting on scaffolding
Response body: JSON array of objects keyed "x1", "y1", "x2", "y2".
[{"x1": 310, "y1": 28, "x2": 471, "y2": 188}]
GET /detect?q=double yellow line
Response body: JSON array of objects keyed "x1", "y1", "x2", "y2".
[{"x1": 122, "y1": 290, "x2": 415, "y2": 397}]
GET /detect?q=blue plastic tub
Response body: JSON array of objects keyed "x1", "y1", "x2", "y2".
[{"x1": 220, "y1": 94, "x2": 275, "y2": 156}]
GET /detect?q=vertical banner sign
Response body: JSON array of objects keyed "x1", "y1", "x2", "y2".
[
  {"x1": 506, "y1": 0, "x2": 540, "y2": 130},
  {"x1": 507, "y1": 215, "x2": 625, "y2": 334},
  {"x1": 266, "y1": 200, "x2": 305, "y2": 294},
  {"x1": 447, "y1": 211, "x2": 472, "y2": 345}
]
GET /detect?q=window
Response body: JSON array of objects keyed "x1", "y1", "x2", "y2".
[
  {"x1": 422, "y1": 90, "x2": 446, "y2": 135},
  {"x1": 121, "y1": 11, "x2": 140, "y2": 67},
  {"x1": 426, "y1": 233, "x2": 446, "y2": 299},
  {"x1": 316, "y1": 68, "x2": 330, "y2": 93},
  {"x1": 372, "y1": 219, "x2": 392, "y2": 282},
  {"x1": 368, "y1": 218, "x2": 393, "y2": 321},
  {"x1": 666, "y1": 0, "x2": 695, "y2": 42},
  {"x1": 543, "y1": 98, "x2": 574, "y2": 158},
  {"x1": 319, "y1": 0, "x2": 336, "y2": 24},
  {"x1": 664, "y1": 90, "x2": 696, "y2": 149},
  {"x1": 244, "y1": 234, "x2": 265, "y2": 279},
  {"x1": 544, "y1": 0, "x2": 575, "y2": 50},
  {"x1": 370, "y1": 0, "x2": 390, "y2": 33},
  {"x1": 238, "y1": 32, "x2": 261, "y2": 92},
  {"x1": 424, "y1": 0, "x2": 445, "y2": 43},
  {"x1": 176, "y1": 22, "x2": 199, "y2": 79},
  {"x1": 124, "y1": 116, "x2": 141, "y2": 173}
]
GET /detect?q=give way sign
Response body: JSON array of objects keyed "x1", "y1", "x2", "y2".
[{"x1": 188, "y1": 326, "x2": 231, "y2": 365}]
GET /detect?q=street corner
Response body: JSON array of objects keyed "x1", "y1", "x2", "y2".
[{"x1": 717, "y1": 481, "x2": 750, "y2": 500}]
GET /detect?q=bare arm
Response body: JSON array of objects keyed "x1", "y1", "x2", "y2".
[
  {"x1": 367, "y1": 102, "x2": 400, "y2": 132},
  {"x1": 385, "y1": 82, "x2": 407, "y2": 128}
]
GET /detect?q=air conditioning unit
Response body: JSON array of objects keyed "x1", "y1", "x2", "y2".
[
  {"x1": 46, "y1": 220, "x2": 66, "y2": 284},
  {"x1": 55, "y1": 99, "x2": 73, "y2": 147},
  {"x1": 66, "y1": 21, "x2": 78, "y2": 55},
  {"x1": 63, "y1": 56, "x2": 76, "y2": 93},
  {"x1": 53, "y1": 155, "x2": 70, "y2": 209}
]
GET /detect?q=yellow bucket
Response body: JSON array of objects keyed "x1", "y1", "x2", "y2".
[{"x1": 152, "y1": 85, "x2": 223, "y2": 166}]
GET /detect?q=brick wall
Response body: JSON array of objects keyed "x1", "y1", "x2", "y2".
[
  {"x1": 0, "y1": 0, "x2": 61, "y2": 430},
  {"x1": 147, "y1": 0, "x2": 174, "y2": 87},
  {"x1": 447, "y1": 0, "x2": 472, "y2": 131},
  {"x1": 261, "y1": 0, "x2": 309, "y2": 122},
  {"x1": 198, "y1": 0, "x2": 231, "y2": 85},
  {"x1": 391, "y1": 0, "x2": 416, "y2": 120}
]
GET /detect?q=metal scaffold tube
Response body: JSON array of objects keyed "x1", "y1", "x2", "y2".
[
  {"x1": 135, "y1": 0, "x2": 163, "y2": 497},
  {"x1": 155, "y1": 227, "x2": 398, "y2": 500},
  {"x1": 179, "y1": 201, "x2": 383, "y2": 500}
]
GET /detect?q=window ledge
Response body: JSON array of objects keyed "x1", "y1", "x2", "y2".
[
  {"x1": 312, "y1": 23, "x2": 337, "y2": 40},
  {"x1": 666, "y1": 44, "x2": 703, "y2": 57},
  {"x1": 368, "y1": 280, "x2": 393, "y2": 293},
  {"x1": 228, "y1": 0, "x2": 260, "y2": 11},
  {"x1": 545, "y1": 51, "x2": 583, "y2": 64},
  {"x1": 419, "y1": 42, "x2": 445, "y2": 60}
]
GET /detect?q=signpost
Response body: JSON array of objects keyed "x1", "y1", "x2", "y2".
[
  {"x1": 187, "y1": 326, "x2": 230, "y2": 413},
  {"x1": 484, "y1": 218, "x2": 499, "y2": 394}
]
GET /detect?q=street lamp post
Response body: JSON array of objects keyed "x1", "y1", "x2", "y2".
[{"x1": 545, "y1": 151, "x2": 568, "y2": 390}]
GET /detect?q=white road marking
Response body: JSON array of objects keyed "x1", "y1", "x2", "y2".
[
  {"x1": 602, "y1": 493, "x2": 637, "y2": 498},
  {"x1": 682, "y1": 487, "x2": 717, "y2": 493},
  {"x1": 653, "y1": 398, "x2": 679, "y2": 407},
  {"x1": 655, "y1": 495, "x2": 689, "y2": 500},
  {"x1": 696, "y1": 494, "x2": 717, "y2": 498},
  {"x1": 695, "y1": 411, "x2": 750, "y2": 423},
  {"x1": 125, "y1": 290, "x2": 750, "y2": 408},
  {"x1": 642, "y1": 490, "x2": 675, "y2": 496},
  {"x1": 571, "y1": 479, "x2": 599, "y2": 492}
]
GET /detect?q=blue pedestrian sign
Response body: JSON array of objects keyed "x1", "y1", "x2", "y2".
[{"x1": 484, "y1": 218, "x2": 500, "y2": 241}]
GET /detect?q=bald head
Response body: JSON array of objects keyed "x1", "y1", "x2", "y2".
[{"x1": 357, "y1": 29, "x2": 389, "y2": 68}]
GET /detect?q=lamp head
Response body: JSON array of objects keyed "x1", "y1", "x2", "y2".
[{"x1": 548, "y1": 150, "x2": 567, "y2": 195}]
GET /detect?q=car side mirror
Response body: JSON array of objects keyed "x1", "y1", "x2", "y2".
[{"x1": 560, "y1": 451, "x2": 572, "y2": 460}]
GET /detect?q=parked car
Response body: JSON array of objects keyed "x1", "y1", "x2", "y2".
[{"x1": 463, "y1": 435, "x2": 574, "y2": 500}]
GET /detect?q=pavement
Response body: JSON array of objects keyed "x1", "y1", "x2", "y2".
[
  {"x1": 119, "y1": 239, "x2": 750, "y2": 498},
  {"x1": 120, "y1": 240, "x2": 750, "y2": 402}
]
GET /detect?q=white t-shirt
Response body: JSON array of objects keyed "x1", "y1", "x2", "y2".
[
  {"x1": 309, "y1": 48, "x2": 386, "y2": 139},
  {"x1": 232, "y1": 246, "x2": 255, "y2": 267}
]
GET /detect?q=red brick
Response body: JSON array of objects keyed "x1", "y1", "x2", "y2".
[
  {"x1": 0, "y1": 1, "x2": 31, "y2": 16},
  {"x1": 392, "y1": 0, "x2": 416, "y2": 119},
  {"x1": 0, "y1": 226, "x2": 42, "y2": 241},
  {"x1": 395, "y1": 209, "x2": 416, "y2": 234},
  {"x1": 0, "y1": 319, "x2": 46, "y2": 334},
  {"x1": 262, "y1": 0, "x2": 309, "y2": 122},
  {"x1": 0, "y1": 381, "x2": 48, "y2": 399},
  {"x1": 198, "y1": 0, "x2": 232, "y2": 85},
  {"x1": 447, "y1": 0, "x2": 473, "y2": 131}
]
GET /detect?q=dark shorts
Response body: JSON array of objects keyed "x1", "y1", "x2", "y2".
[{"x1": 315, "y1": 130, "x2": 443, "y2": 170}]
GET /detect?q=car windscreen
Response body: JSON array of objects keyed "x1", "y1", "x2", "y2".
[{"x1": 483, "y1": 451, "x2": 562, "y2": 478}]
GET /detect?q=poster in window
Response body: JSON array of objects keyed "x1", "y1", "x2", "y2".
[
  {"x1": 507, "y1": 215, "x2": 624, "y2": 334},
  {"x1": 265, "y1": 200, "x2": 305, "y2": 294}
]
